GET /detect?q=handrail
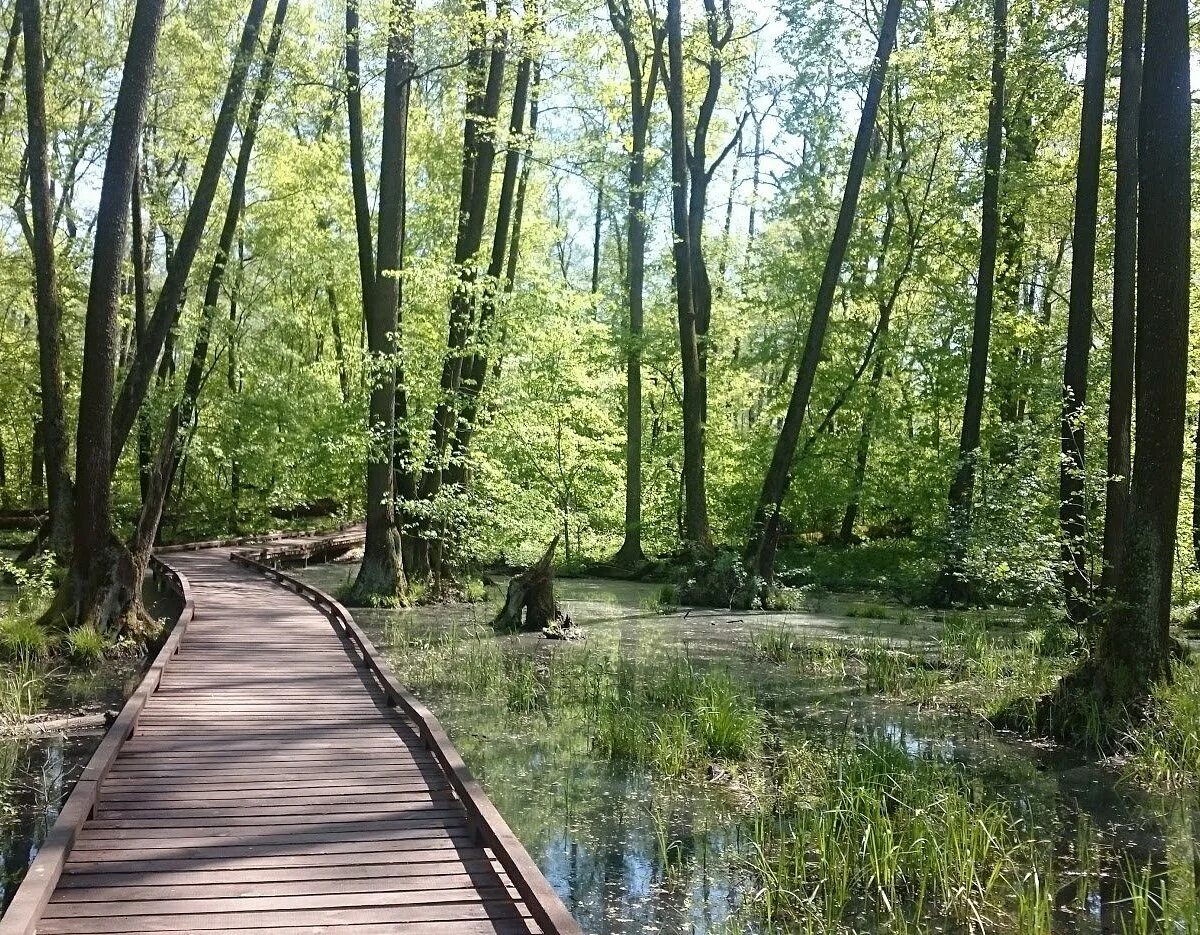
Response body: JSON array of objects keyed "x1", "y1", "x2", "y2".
[
  {"x1": 229, "y1": 549, "x2": 583, "y2": 935},
  {"x1": 155, "y1": 520, "x2": 361, "y2": 554},
  {"x1": 0, "y1": 555, "x2": 194, "y2": 935}
]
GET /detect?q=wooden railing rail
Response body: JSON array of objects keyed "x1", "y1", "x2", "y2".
[
  {"x1": 0, "y1": 555, "x2": 194, "y2": 935},
  {"x1": 229, "y1": 549, "x2": 583, "y2": 935}
]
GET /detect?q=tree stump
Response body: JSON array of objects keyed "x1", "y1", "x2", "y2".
[{"x1": 493, "y1": 536, "x2": 560, "y2": 632}]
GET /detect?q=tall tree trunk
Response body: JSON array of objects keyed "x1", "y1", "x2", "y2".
[
  {"x1": 29, "y1": 414, "x2": 42, "y2": 507},
  {"x1": 445, "y1": 38, "x2": 533, "y2": 489},
  {"x1": 665, "y1": 0, "x2": 709, "y2": 547},
  {"x1": 56, "y1": 0, "x2": 164, "y2": 634},
  {"x1": 590, "y1": 179, "x2": 603, "y2": 295},
  {"x1": 109, "y1": 0, "x2": 269, "y2": 469},
  {"x1": 1059, "y1": 0, "x2": 1109, "y2": 621},
  {"x1": 21, "y1": 0, "x2": 72, "y2": 559},
  {"x1": 419, "y1": 4, "x2": 507, "y2": 502},
  {"x1": 933, "y1": 0, "x2": 1006, "y2": 605},
  {"x1": 1054, "y1": 0, "x2": 1189, "y2": 723},
  {"x1": 348, "y1": 0, "x2": 413, "y2": 603},
  {"x1": 133, "y1": 0, "x2": 288, "y2": 566},
  {"x1": 744, "y1": 0, "x2": 902, "y2": 585},
  {"x1": 0, "y1": 3, "x2": 21, "y2": 121},
  {"x1": 607, "y1": 0, "x2": 661, "y2": 566}
]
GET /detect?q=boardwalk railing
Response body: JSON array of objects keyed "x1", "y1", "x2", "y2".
[
  {"x1": 229, "y1": 549, "x2": 583, "y2": 935},
  {"x1": 0, "y1": 556, "x2": 194, "y2": 935}
]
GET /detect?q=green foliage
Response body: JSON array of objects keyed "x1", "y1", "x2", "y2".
[
  {"x1": 0, "y1": 662, "x2": 45, "y2": 724},
  {"x1": 0, "y1": 617, "x2": 54, "y2": 663},
  {"x1": 748, "y1": 739, "x2": 1037, "y2": 930},
  {"x1": 65, "y1": 625, "x2": 107, "y2": 666}
]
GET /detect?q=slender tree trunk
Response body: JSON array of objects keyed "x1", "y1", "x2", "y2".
[
  {"x1": 744, "y1": 0, "x2": 902, "y2": 585},
  {"x1": 607, "y1": 2, "x2": 660, "y2": 566},
  {"x1": 108, "y1": 0, "x2": 269, "y2": 469},
  {"x1": 348, "y1": 0, "x2": 412, "y2": 603},
  {"x1": 933, "y1": 0, "x2": 1006, "y2": 605},
  {"x1": 419, "y1": 5, "x2": 507, "y2": 501},
  {"x1": 1059, "y1": 0, "x2": 1109, "y2": 621},
  {"x1": 445, "y1": 40, "x2": 533, "y2": 488},
  {"x1": 591, "y1": 180, "x2": 603, "y2": 295},
  {"x1": 665, "y1": 0, "x2": 709, "y2": 547},
  {"x1": 21, "y1": 0, "x2": 72, "y2": 559},
  {"x1": 56, "y1": 0, "x2": 164, "y2": 634},
  {"x1": 133, "y1": 0, "x2": 288, "y2": 565},
  {"x1": 30, "y1": 415, "x2": 42, "y2": 507},
  {"x1": 0, "y1": 3, "x2": 21, "y2": 121},
  {"x1": 328, "y1": 284, "x2": 351, "y2": 405}
]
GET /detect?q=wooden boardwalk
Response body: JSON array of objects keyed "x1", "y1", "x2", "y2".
[{"x1": 1, "y1": 535, "x2": 580, "y2": 935}]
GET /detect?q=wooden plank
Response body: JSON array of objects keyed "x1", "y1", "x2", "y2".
[
  {"x1": 57, "y1": 858, "x2": 503, "y2": 887},
  {"x1": 35, "y1": 901, "x2": 529, "y2": 933},
  {"x1": 0, "y1": 534, "x2": 577, "y2": 935}
]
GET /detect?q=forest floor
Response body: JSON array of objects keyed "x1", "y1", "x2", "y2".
[{"x1": 298, "y1": 559, "x2": 1200, "y2": 935}]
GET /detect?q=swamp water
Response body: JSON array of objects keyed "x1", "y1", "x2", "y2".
[
  {"x1": 298, "y1": 563, "x2": 1200, "y2": 934},
  {"x1": 0, "y1": 578, "x2": 170, "y2": 912}
]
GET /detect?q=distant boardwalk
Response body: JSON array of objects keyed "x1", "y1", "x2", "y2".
[{"x1": 1, "y1": 534, "x2": 579, "y2": 935}]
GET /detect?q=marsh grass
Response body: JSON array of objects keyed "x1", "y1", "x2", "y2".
[
  {"x1": 1128, "y1": 661, "x2": 1200, "y2": 790},
  {"x1": 0, "y1": 663, "x2": 46, "y2": 724},
  {"x1": 845, "y1": 602, "x2": 892, "y2": 620},
  {"x1": 65, "y1": 625, "x2": 106, "y2": 665},
  {"x1": 748, "y1": 739, "x2": 1037, "y2": 931}
]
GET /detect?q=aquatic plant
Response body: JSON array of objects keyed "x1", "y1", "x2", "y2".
[
  {"x1": 0, "y1": 663, "x2": 46, "y2": 724},
  {"x1": 65, "y1": 625, "x2": 107, "y2": 665},
  {"x1": 845, "y1": 602, "x2": 892, "y2": 620},
  {"x1": 1127, "y1": 660, "x2": 1200, "y2": 789},
  {"x1": 640, "y1": 583, "x2": 679, "y2": 614},
  {"x1": 747, "y1": 739, "x2": 1031, "y2": 931},
  {"x1": 0, "y1": 617, "x2": 54, "y2": 663}
]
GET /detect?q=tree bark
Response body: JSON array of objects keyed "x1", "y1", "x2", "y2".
[
  {"x1": 347, "y1": 0, "x2": 413, "y2": 603},
  {"x1": 744, "y1": 0, "x2": 902, "y2": 584},
  {"x1": 445, "y1": 37, "x2": 533, "y2": 489},
  {"x1": 419, "y1": 3, "x2": 508, "y2": 502},
  {"x1": 665, "y1": 0, "x2": 710, "y2": 548},
  {"x1": 0, "y1": 3, "x2": 21, "y2": 121},
  {"x1": 134, "y1": 0, "x2": 288, "y2": 566},
  {"x1": 1088, "y1": 0, "x2": 1188, "y2": 712},
  {"x1": 58, "y1": 0, "x2": 164, "y2": 634},
  {"x1": 933, "y1": 0, "x2": 1006, "y2": 605},
  {"x1": 1059, "y1": 0, "x2": 1109, "y2": 621},
  {"x1": 108, "y1": 0, "x2": 269, "y2": 469},
  {"x1": 21, "y1": 0, "x2": 72, "y2": 559},
  {"x1": 607, "y1": 0, "x2": 662, "y2": 566}
]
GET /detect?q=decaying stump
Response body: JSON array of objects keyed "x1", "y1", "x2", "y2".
[{"x1": 493, "y1": 536, "x2": 561, "y2": 632}]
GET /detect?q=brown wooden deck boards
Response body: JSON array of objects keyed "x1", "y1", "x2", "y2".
[{"x1": 4, "y1": 542, "x2": 578, "y2": 935}]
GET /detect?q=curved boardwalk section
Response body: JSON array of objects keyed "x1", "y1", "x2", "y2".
[{"x1": 1, "y1": 537, "x2": 579, "y2": 935}]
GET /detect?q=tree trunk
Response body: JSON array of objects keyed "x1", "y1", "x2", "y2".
[
  {"x1": 419, "y1": 3, "x2": 506, "y2": 496},
  {"x1": 607, "y1": 0, "x2": 661, "y2": 566},
  {"x1": 933, "y1": 0, "x2": 1006, "y2": 605},
  {"x1": 493, "y1": 536, "x2": 559, "y2": 632},
  {"x1": 1095, "y1": 0, "x2": 1190, "y2": 693},
  {"x1": 21, "y1": 0, "x2": 72, "y2": 559},
  {"x1": 446, "y1": 13, "x2": 536, "y2": 489},
  {"x1": 0, "y1": 3, "x2": 21, "y2": 120},
  {"x1": 1039, "y1": 0, "x2": 1190, "y2": 733},
  {"x1": 108, "y1": 0, "x2": 269, "y2": 469},
  {"x1": 744, "y1": 0, "x2": 902, "y2": 585},
  {"x1": 134, "y1": 0, "x2": 288, "y2": 567},
  {"x1": 30, "y1": 415, "x2": 43, "y2": 507},
  {"x1": 1059, "y1": 0, "x2": 1109, "y2": 621},
  {"x1": 56, "y1": 0, "x2": 164, "y2": 635},
  {"x1": 347, "y1": 0, "x2": 413, "y2": 604},
  {"x1": 665, "y1": 0, "x2": 709, "y2": 548}
]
